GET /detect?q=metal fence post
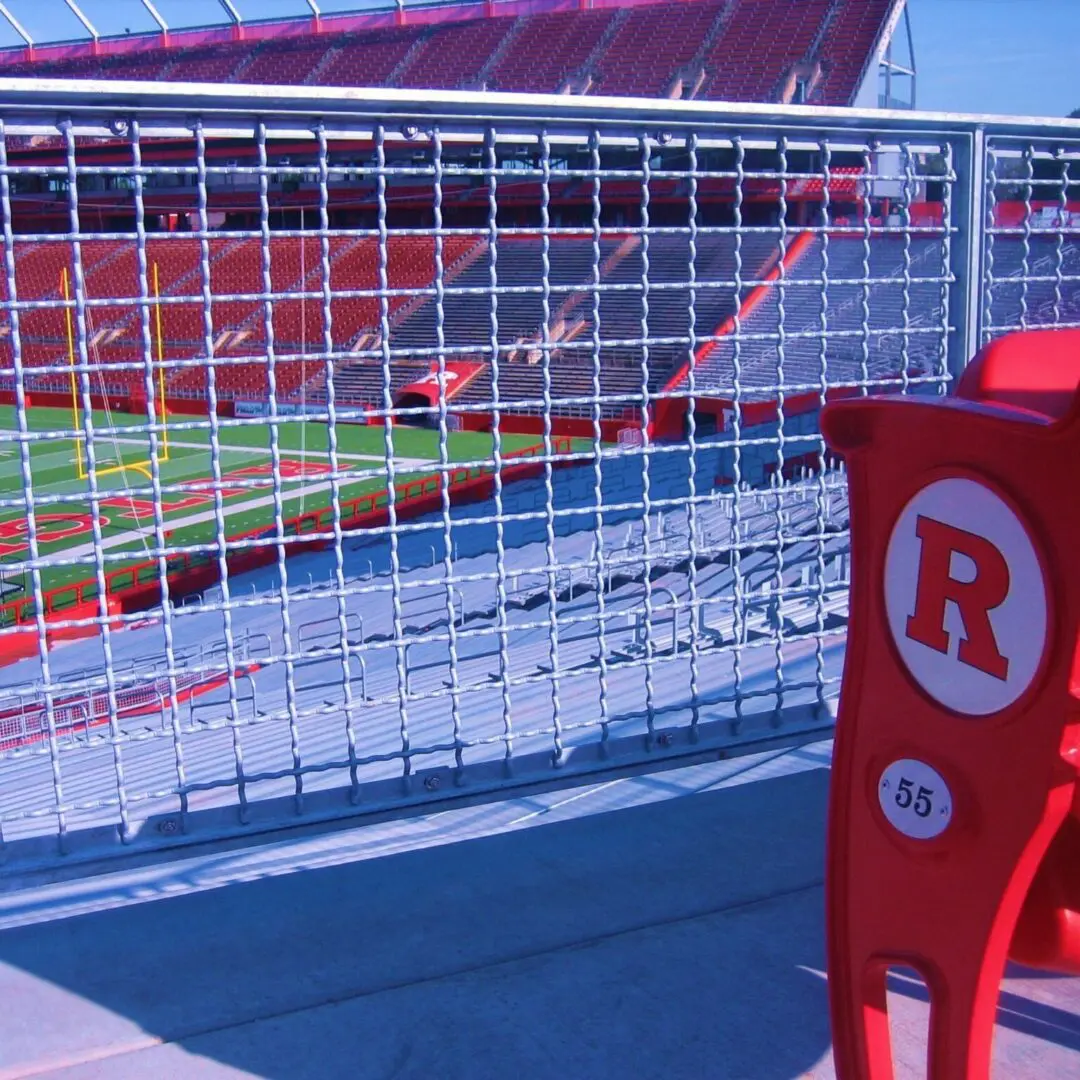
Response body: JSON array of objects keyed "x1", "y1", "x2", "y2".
[{"x1": 945, "y1": 125, "x2": 987, "y2": 383}]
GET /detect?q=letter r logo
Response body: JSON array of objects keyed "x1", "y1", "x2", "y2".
[
  {"x1": 905, "y1": 516, "x2": 1010, "y2": 681},
  {"x1": 884, "y1": 478, "x2": 1047, "y2": 716}
]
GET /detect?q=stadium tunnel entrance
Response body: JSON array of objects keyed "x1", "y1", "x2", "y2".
[
  {"x1": 393, "y1": 362, "x2": 487, "y2": 426},
  {"x1": 393, "y1": 391, "x2": 440, "y2": 428}
]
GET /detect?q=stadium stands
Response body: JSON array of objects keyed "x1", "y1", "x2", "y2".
[
  {"x1": 0, "y1": 0, "x2": 952, "y2": 425},
  {"x1": 589, "y1": 2, "x2": 722, "y2": 98},
  {"x1": 809, "y1": 0, "x2": 895, "y2": 105},
  {"x1": 0, "y1": 0, "x2": 895, "y2": 107},
  {"x1": 235, "y1": 37, "x2": 336, "y2": 87},
  {"x1": 485, "y1": 9, "x2": 616, "y2": 94},
  {"x1": 0, "y1": 0, "x2": 909, "y2": 420},
  {"x1": 700, "y1": 0, "x2": 831, "y2": 102},
  {"x1": 314, "y1": 28, "x2": 419, "y2": 87},
  {"x1": 681, "y1": 234, "x2": 950, "y2": 397},
  {"x1": 391, "y1": 16, "x2": 517, "y2": 91},
  {"x1": 4, "y1": 228, "x2": 1078, "y2": 418}
]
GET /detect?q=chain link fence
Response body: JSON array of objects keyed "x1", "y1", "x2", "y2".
[{"x1": 0, "y1": 82, "x2": 1075, "y2": 869}]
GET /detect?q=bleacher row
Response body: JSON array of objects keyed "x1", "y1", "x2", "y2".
[
  {"x1": 0, "y1": 0, "x2": 894, "y2": 107},
  {"x1": 682, "y1": 233, "x2": 952, "y2": 396},
  {"x1": 1, "y1": 231, "x2": 777, "y2": 408},
  {"x1": 0, "y1": 234, "x2": 475, "y2": 400},
  {"x1": 0, "y1": 467, "x2": 851, "y2": 817},
  {"x1": 2, "y1": 230, "x2": 1078, "y2": 414}
]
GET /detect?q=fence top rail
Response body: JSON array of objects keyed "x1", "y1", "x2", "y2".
[{"x1": 0, "y1": 77, "x2": 1079, "y2": 144}]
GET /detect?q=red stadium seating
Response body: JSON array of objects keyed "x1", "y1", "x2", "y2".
[
  {"x1": 0, "y1": 0, "x2": 894, "y2": 107},
  {"x1": 170, "y1": 44, "x2": 253, "y2": 85},
  {"x1": 236, "y1": 38, "x2": 336, "y2": 86},
  {"x1": 0, "y1": 0, "x2": 903, "y2": 418},
  {"x1": 316, "y1": 28, "x2": 419, "y2": 87},
  {"x1": 811, "y1": 0, "x2": 894, "y2": 105},
  {"x1": 700, "y1": 0, "x2": 831, "y2": 102},
  {"x1": 591, "y1": 2, "x2": 721, "y2": 98},
  {"x1": 86, "y1": 234, "x2": 481, "y2": 401},
  {"x1": 392, "y1": 18, "x2": 517, "y2": 91},
  {"x1": 486, "y1": 9, "x2": 617, "y2": 94}
]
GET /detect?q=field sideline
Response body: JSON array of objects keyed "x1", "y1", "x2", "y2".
[{"x1": 0, "y1": 406, "x2": 565, "y2": 601}]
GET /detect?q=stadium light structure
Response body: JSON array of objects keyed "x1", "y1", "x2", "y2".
[
  {"x1": 63, "y1": 0, "x2": 99, "y2": 43},
  {"x1": 218, "y1": 0, "x2": 243, "y2": 25},
  {"x1": 0, "y1": 2, "x2": 32, "y2": 48},
  {"x1": 877, "y1": 0, "x2": 917, "y2": 109},
  {"x1": 140, "y1": 0, "x2": 168, "y2": 35}
]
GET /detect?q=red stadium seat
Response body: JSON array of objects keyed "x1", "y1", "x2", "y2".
[{"x1": 0, "y1": 0, "x2": 888, "y2": 107}]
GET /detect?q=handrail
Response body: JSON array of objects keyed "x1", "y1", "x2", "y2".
[{"x1": 0, "y1": 77, "x2": 1078, "y2": 141}]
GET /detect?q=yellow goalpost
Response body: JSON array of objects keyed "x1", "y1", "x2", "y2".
[{"x1": 64, "y1": 263, "x2": 170, "y2": 482}]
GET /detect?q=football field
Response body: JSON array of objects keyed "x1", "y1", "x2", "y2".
[{"x1": 0, "y1": 406, "x2": 554, "y2": 606}]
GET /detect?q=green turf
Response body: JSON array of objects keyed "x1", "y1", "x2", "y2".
[
  {"x1": 0, "y1": 405, "x2": 585, "y2": 613},
  {"x1": 0, "y1": 405, "x2": 544, "y2": 465}
]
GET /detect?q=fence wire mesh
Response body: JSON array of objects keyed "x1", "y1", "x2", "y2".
[
  {"x1": 0, "y1": 85, "x2": 1073, "y2": 866},
  {"x1": 983, "y1": 136, "x2": 1080, "y2": 341}
]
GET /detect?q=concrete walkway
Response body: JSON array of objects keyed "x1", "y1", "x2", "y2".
[{"x1": 0, "y1": 743, "x2": 1077, "y2": 1079}]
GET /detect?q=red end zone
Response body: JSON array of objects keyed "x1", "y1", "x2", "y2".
[
  {"x1": 0, "y1": 459, "x2": 333, "y2": 555},
  {"x1": 0, "y1": 514, "x2": 107, "y2": 556},
  {"x1": 101, "y1": 459, "x2": 334, "y2": 521}
]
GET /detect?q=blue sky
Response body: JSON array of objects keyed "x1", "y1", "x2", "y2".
[
  {"x1": 0, "y1": 0, "x2": 1075, "y2": 118},
  {"x1": 909, "y1": 0, "x2": 1079, "y2": 117}
]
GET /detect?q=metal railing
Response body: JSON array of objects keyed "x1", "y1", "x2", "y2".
[{"x1": 0, "y1": 80, "x2": 1076, "y2": 871}]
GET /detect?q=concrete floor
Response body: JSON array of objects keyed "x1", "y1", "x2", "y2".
[{"x1": 0, "y1": 742, "x2": 1077, "y2": 1080}]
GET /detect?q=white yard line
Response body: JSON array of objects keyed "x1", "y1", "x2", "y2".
[
  {"x1": 107, "y1": 435, "x2": 431, "y2": 469},
  {"x1": 108, "y1": 435, "x2": 380, "y2": 463},
  {"x1": 46, "y1": 465, "x2": 438, "y2": 565},
  {"x1": 0, "y1": 439, "x2": 434, "y2": 500}
]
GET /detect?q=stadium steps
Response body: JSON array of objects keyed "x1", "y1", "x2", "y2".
[
  {"x1": 236, "y1": 37, "x2": 334, "y2": 86},
  {"x1": 546, "y1": 236, "x2": 640, "y2": 360},
  {"x1": 589, "y1": 2, "x2": 720, "y2": 100},
  {"x1": 228, "y1": 47, "x2": 262, "y2": 84},
  {"x1": 385, "y1": 30, "x2": 432, "y2": 89},
  {"x1": 804, "y1": 0, "x2": 846, "y2": 64},
  {"x1": 232, "y1": 234, "x2": 369, "y2": 348},
  {"x1": 316, "y1": 27, "x2": 419, "y2": 88},
  {"x1": 392, "y1": 17, "x2": 517, "y2": 91},
  {"x1": 687, "y1": 0, "x2": 745, "y2": 78},
  {"x1": 575, "y1": 6, "x2": 632, "y2": 91},
  {"x1": 475, "y1": 16, "x2": 527, "y2": 88},
  {"x1": 809, "y1": 0, "x2": 894, "y2": 106},
  {"x1": 485, "y1": 8, "x2": 617, "y2": 94},
  {"x1": 378, "y1": 236, "x2": 490, "y2": 345},
  {"x1": 699, "y1": 0, "x2": 832, "y2": 103},
  {"x1": 0, "y1": 477, "x2": 850, "y2": 834},
  {"x1": 304, "y1": 41, "x2": 344, "y2": 86}
]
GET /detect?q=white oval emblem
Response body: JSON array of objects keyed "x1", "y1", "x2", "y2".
[
  {"x1": 884, "y1": 477, "x2": 1046, "y2": 716},
  {"x1": 878, "y1": 758, "x2": 953, "y2": 840}
]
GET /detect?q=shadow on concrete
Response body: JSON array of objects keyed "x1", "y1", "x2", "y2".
[
  {"x1": 0, "y1": 770, "x2": 834, "y2": 1079},
  {"x1": 888, "y1": 968, "x2": 1080, "y2": 1055}
]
